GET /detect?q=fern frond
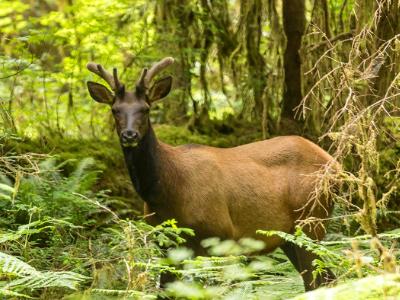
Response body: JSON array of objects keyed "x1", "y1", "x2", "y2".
[
  {"x1": 0, "y1": 252, "x2": 38, "y2": 276},
  {"x1": 0, "y1": 252, "x2": 88, "y2": 293},
  {"x1": 5, "y1": 271, "x2": 88, "y2": 290},
  {"x1": 0, "y1": 183, "x2": 14, "y2": 201},
  {"x1": 72, "y1": 157, "x2": 95, "y2": 180},
  {"x1": 0, "y1": 288, "x2": 32, "y2": 298},
  {"x1": 66, "y1": 157, "x2": 98, "y2": 192}
]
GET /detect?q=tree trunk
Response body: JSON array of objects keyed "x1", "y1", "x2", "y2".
[
  {"x1": 281, "y1": 0, "x2": 306, "y2": 121},
  {"x1": 245, "y1": 0, "x2": 266, "y2": 119},
  {"x1": 372, "y1": 0, "x2": 399, "y2": 100},
  {"x1": 154, "y1": 0, "x2": 190, "y2": 124}
]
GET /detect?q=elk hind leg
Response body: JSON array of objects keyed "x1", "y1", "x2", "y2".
[{"x1": 280, "y1": 242, "x2": 335, "y2": 291}]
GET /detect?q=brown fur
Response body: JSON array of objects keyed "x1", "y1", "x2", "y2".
[{"x1": 144, "y1": 135, "x2": 334, "y2": 253}]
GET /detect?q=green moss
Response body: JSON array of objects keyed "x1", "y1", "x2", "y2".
[
  {"x1": 293, "y1": 274, "x2": 400, "y2": 300},
  {"x1": 154, "y1": 123, "x2": 261, "y2": 148}
]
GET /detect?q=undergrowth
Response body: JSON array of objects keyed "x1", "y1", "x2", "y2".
[{"x1": 1, "y1": 133, "x2": 400, "y2": 299}]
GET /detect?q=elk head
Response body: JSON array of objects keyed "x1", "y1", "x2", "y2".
[{"x1": 86, "y1": 57, "x2": 174, "y2": 147}]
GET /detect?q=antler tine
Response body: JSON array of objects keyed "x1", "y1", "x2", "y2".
[
  {"x1": 135, "y1": 68, "x2": 148, "y2": 93},
  {"x1": 137, "y1": 68, "x2": 148, "y2": 86},
  {"x1": 113, "y1": 68, "x2": 121, "y2": 90},
  {"x1": 144, "y1": 57, "x2": 174, "y2": 88},
  {"x1": 86, "y1": 62, "x2": 116, "y2": 90}
]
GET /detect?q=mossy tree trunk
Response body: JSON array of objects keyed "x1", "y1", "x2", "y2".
[
  {"x1": 244, "y1": 0, "x2": 267, "y2": 122},
  {"x1": 371, "y1": 0, "x2": 399, "y2": 101},
  {"x1": 154, "y1": 0, "x2": 192, "y2": 124}
]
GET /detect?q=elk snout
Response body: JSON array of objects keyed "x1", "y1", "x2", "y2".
[{"x1": 121, "y1": 129, "x2": 139, "y2": 145}]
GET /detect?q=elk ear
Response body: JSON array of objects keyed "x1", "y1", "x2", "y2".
[
  {"x1": 87, "y1": 81, "x2": 114, "y2": 104},
  {"x1": 148, "y1": 76, "x2": 172, "y2": 103}
]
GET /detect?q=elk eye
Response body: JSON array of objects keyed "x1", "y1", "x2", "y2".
[{"x1": 112, "y1": 108, "x2": 119, "y2": 114}]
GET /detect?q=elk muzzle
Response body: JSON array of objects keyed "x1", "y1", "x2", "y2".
[{"x1": 121, "y1": 129, "x2": 139, "y2": 147}]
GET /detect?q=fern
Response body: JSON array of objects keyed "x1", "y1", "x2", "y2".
[
  {"x1": 0, "y1": 288, "x2": 32, "y2": 299},
  {"x1": 71, "y1": 157, "x2": 95, "y2": 180},
  {"x1": 5, "y1": 271, "x2": 87, "y2": 290},
  {"x1": 0, "y1": 251, "x2": 88, "y2": 295},
  {"x1": 0, "y1": 217, "x2": 82, "y2": 244},
  {"x1": 0, "y1": 252, "x2": 38, "y2": 276},
  {"x1": 0, "y1": 182, "x2": 14, "y2": 200},
  {"x1": 257, "y1": 227, "x2": 342, "y2": 261},
  {"x1": 67, "y1": 157, "x2": 98, "y2": 192}
]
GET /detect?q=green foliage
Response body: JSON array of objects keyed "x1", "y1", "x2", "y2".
[
  {"x1": 0, "y1": 251, "x2": 87, "y2": 298},
  {"x1": 155, "y1": 124, "x2": 259, "y2": 147},
  {"x1": 0, "y1": 138, "x2": 400, "y2": 299},
  {"x1": 0, "y1": 251, "x2": 37, "y2": 276},
  {"x1": 163, "y1": 243, "x2": 303, "y2": 300},
  {"x1": 1, "y1": 0, "x2": 399, "y2": 299},
  {"x1": 5, "y1": 157, "x2": 100, "y2": 227},
  {"x1": 0, "y1": 145, "x2": 197, "y2": 298},
  {"x1": 258, "y1": 228, "x2": 344, "y2": 276},
  {"x1": 1, "y1": 0, "x2": 157, "y2": 138},
  {"x1": 0, "y1": 182, "x2": 14, "y2": 200}
]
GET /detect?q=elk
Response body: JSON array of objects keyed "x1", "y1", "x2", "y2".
[{"x1": 87, "y1": 57, "x2": 336, "y2": 291}]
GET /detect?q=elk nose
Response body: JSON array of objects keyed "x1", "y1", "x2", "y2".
[{"x1": 121, "y1": 130, "x2": 139, "y2": 143}]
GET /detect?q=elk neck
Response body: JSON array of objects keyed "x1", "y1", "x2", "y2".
[{"x1": 121, "y1": 123, "x2": 176, "y2": 205}]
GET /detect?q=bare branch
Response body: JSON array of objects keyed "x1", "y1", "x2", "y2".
[{"x1": 307, "y1": 31, "x2": 354, "y2": 52}]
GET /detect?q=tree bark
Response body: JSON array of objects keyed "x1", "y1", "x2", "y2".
[
  {"x1": 282, "y1": 0, "x2": 306, "y2": 121},
  {"x1": 245, "y1": 0, "x2": 266, "y2": 118},
  {"x1": 372, "y1": 0, "x2": 399, "y2": 100},
  {"x1": 154, "y1": 0, "x2": 190, "y2": 124}
]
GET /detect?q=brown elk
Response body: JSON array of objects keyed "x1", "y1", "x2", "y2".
[{"x1": 87, "y1": 57, "x2": 336, "y2": 291}]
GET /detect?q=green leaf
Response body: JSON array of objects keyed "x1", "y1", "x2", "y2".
[
  {"x1": 0, "y1": 252, "x2": 38, "y2": 276},
  {"x1": 0, "y1": 183, "x2": 14, "y2": 194}
]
